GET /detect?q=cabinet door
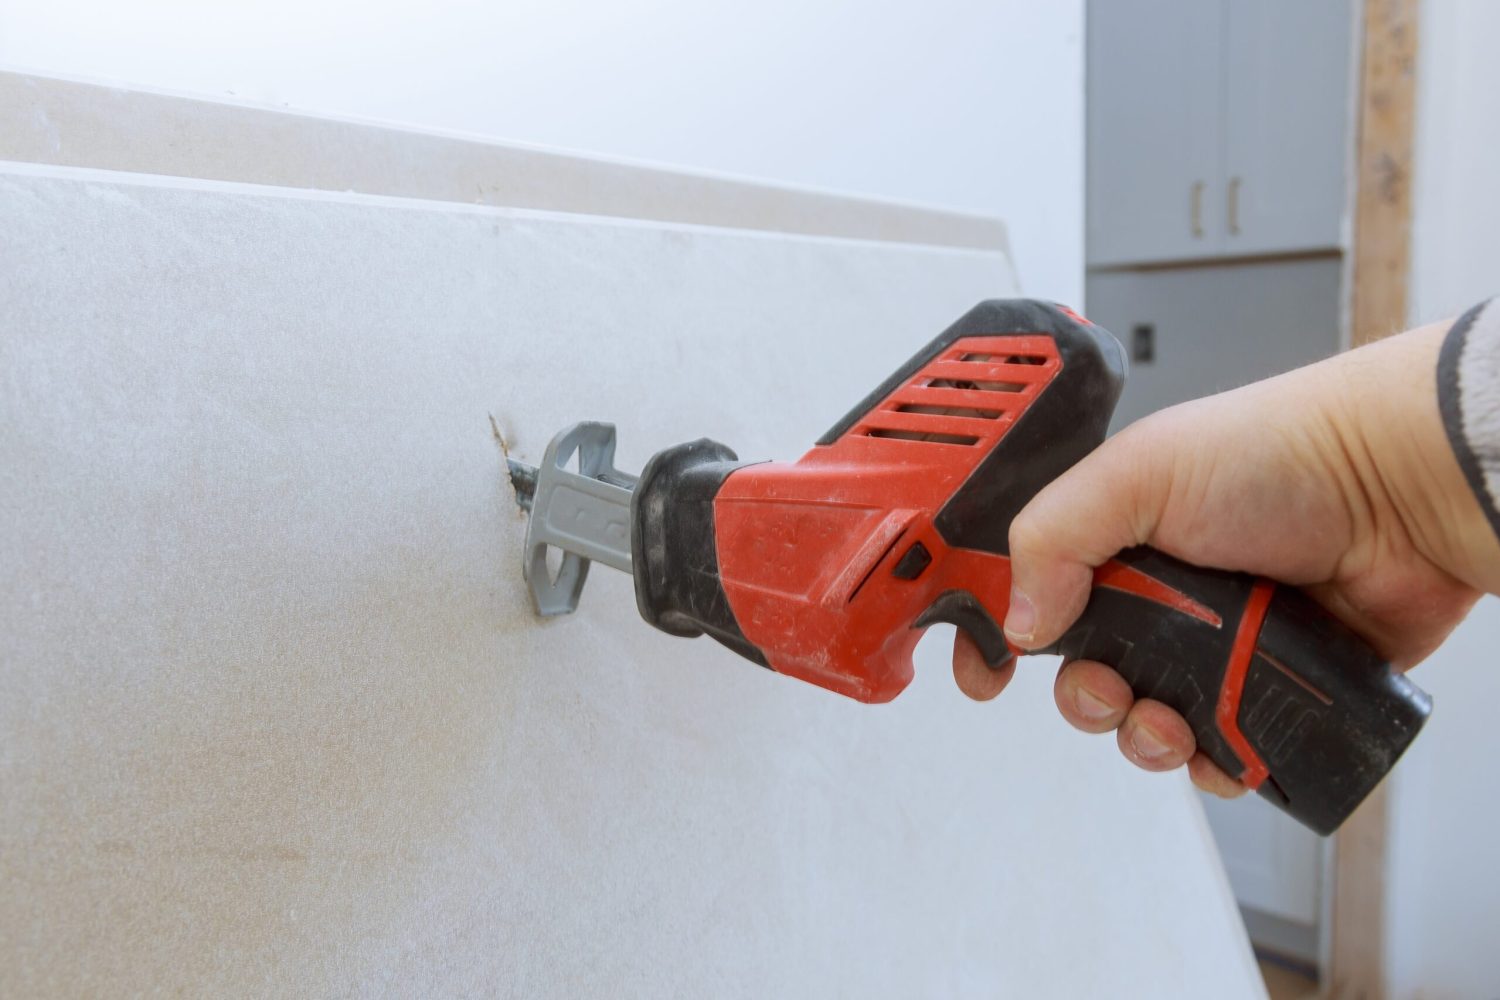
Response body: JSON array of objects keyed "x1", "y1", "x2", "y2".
[
  {"x1": 1222, "y1": 0, "x2": 1356, "y2": 256},
  {"x1": 1084, "y1": 257, "x2": 1344, "y2": 431},
  {"x1": 1086, "y1": 0, "x2": 1224, "y2": 266}
]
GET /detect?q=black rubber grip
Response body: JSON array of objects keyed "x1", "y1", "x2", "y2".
[{"x1": 1041, "y1": 547, "x2": 1431, "y2": 835}]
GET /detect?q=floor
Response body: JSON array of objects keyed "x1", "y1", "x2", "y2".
[{"x1": 1258, "y1": 957, "x2": 1318, "y2": 1000}]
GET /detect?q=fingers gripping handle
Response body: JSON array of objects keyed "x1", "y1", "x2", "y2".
[{"x1": 1043, "y1": 547, "x2": 1432, "y2": 835}]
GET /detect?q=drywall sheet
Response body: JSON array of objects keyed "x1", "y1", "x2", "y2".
[{"x1": 0, "y1": 164, "x2": 1260, "y2": 998}]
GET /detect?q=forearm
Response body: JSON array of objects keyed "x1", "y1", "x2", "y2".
[{"x1": 1330, "y1": 309, "x2": 1500, "y2": 597}]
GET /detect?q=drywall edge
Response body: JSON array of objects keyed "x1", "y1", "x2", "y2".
[{"x1": 0, "y1": 68, "x2": 1010, "y2": 255}]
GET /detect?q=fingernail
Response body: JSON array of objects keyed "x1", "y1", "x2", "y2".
[
  {"x1": 1004, "y1": 588, "x2": 1036, "y2": 644},
  {"x1": 1131, "y1": 726, "x2": 1172, "y2": 761},
  {"x1": 1075, "y1": 688, "x2": 1116, "y2": 722}
]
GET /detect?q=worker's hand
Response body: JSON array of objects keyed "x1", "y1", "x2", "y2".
[{"x1": 953, "y1": 319, "x2": 1499, "y2": 796}]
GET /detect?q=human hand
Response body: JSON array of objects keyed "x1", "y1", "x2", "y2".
[{"x1": 952, "y1": 319, "x2": 1498, "y2": 796}]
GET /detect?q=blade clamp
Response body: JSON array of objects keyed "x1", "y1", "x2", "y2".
[{"x1": 520, "y1": 422, "x2": 637, "y2": 616}]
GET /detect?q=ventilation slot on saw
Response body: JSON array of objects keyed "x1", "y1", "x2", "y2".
[
  {"x1": 924, "y1": 352, "x2": 1049, "y2": 393},
  {"x1": 856, "y1": 347, "x2": 1049, "y2": 447},
  {"x1": 894, "y1": 403, "x2": 1002, "y2": 420},
  {"x1": 864, "y1": 427, "x2": 980, "y2": 447}
]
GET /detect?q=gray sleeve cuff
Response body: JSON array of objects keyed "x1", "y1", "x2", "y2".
[{"x1": 1437, "y1": 297, "x2": 1500, "y2": 540}]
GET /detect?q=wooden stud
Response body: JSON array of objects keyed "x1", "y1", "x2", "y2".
[
  {"x1": 1330, "y1": 784, "x2": 1390, "y2": 998},
  {"x1": 1349, "y1": 0, "x2": 1419, "y2": 350},
  {"x1": 1331, "y1": 2, "x2": 1419, "y2": 998}
]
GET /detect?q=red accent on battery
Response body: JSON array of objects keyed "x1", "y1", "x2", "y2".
[
  {"x1": 1217, "y1": 580, "x2": 1276, "y2": 789},
  {"x1": 1094, "y1": 560, "x2": 1222, "y2": 628}
]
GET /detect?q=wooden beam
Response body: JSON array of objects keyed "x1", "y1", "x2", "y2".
[
  {"x1": 1330, "y1": 785, "x2": 1391, "y2": 998},
  {"x1": 1331, "y1": 2, "x2": 1419, "y2": 997},
  {"x1": 1349, "y1": 0, "x2": 1419, "y2": 349}
]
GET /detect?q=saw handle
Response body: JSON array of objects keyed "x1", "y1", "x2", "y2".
[
  {"x1": 1028, "y1": 548, "x2": 1428, "y2": 836},
  {"x1": 907, "y1": 538, "x2": 1430, "y2": 836}
]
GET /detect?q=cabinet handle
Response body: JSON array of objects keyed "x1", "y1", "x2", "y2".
[
  {"x1": 1228, "y1": 176, "x2": 1242, "y2": 236},
  {"x1": 1190, "y1": 181, "x2": 1205, "y2": 238}
]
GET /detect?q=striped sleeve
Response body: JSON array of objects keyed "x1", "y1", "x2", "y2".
[{"x1": 1437, "y1": 298, "x2": 1500, "y2": 540}]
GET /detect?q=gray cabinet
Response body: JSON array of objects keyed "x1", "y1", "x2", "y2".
[
  {"x1": 1086, "y1": 0, "x2": 1222, "y2": 266},
  {"x1": 1222, "y1": 0, "x2": 1356, "y2": 257},
  {"x1": 1085, "y1": 257, "x2": 1344, "y2": 430},
  {"x1": 1087, "y1": 0, "x2": 1355, "y2": 267}
]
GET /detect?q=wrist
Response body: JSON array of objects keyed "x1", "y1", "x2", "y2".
[{"x1": 1329, "y1": 321, "x2": 1500, "y2": 593}]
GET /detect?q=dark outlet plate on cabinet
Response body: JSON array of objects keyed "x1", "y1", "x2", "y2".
[{"x1": 1131, "y1": 323, "x2": 1155, "y2": 364}]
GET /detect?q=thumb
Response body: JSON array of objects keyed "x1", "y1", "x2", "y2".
[{"x1": 1003, "y1": 421, "x2": 1174, "y2": 649}]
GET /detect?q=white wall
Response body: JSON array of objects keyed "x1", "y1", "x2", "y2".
[
  {"x1": 1390, "y1": 1, "x2": 1500, "y2": 996},
  {"x1": 0, "y1": 162, "x2": 1259, "y2": 998},
  {"x1": 0, "y1": 0, "x2": 1084, "y2": 305}
]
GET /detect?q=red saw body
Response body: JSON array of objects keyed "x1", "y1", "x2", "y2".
[
  {"x1": 714, "y1": 328, "x2": 1220, "y2": 706},
  {"x1": 714, "y1": 332, "x2": 1062, "y2": 703}
]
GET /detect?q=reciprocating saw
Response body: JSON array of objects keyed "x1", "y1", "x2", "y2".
[{"x1": 506, "y1": 299, "x2": 1431, "y2": 835}]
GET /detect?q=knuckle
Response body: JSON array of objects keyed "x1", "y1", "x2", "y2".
[{"x1": 1007, "y1": 511, "x2": 1050, "y2": 560}]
